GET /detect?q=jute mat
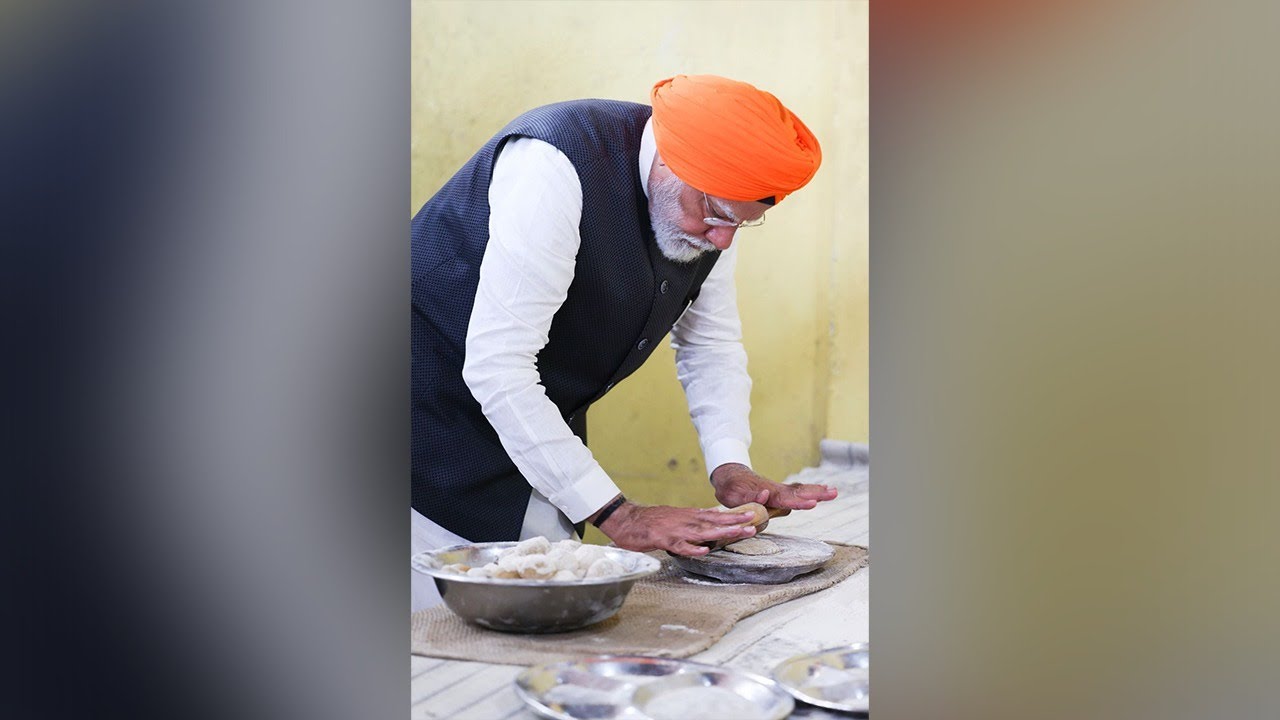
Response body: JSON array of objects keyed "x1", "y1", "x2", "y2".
[{"x1": 411, "y1": 541, "x2": 868, "y2": 665}]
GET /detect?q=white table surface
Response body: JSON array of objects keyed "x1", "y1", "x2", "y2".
[{"x1": 411, "y1": 461, "x2": 869, "y2": 719}]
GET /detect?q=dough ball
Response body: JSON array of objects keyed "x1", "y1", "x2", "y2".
[
  {"x1": 469, "y1": 538, "x2": 623, "y2": 581},
  {"x1": 548, "y1": 549, "x2": 579, "y2": 573},
  {"x1": 440, "y1": 563, "x2": 470, "y2": 574},
  {"x1": 572, "y1": 544, "x2": 609, "y2": 567},
  {"x1": 509, "y1": 536, "x2": 551, "y2": 557},
  {"x1": 515, "y1": 554, "x2": 557, "y2": 579},
  {"x1": 496, "y1": 552, "x2": 525, "y2": 573},
  {"x1": 551, "y1": 539, "x2": 581, "y2": 553},
  {"x1": 585, "y1": 557, "x2": 625, "y2": 578}
]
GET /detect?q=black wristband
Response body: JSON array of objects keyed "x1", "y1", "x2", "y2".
[{"x1": 590, "y1": 495, "x2": 627, "y2": 528}]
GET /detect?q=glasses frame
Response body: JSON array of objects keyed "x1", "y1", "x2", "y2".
[{"x1": 702, "y1": 192, "x2": 767, "y2": 229}]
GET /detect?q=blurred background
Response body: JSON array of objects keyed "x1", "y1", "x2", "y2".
[
  {"x1": 8, "y1": 0, "x2": 1279, "y2": 717},
  {"x1": 410, "y1": 0, "x2": 869, "y2": 526},
  {"x1": 872, "y1": 1, "x2": 1280, "y2": 718}
]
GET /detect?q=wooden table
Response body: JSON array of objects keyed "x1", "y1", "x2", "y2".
[{"x1": 412, "y1": 467, "x2": 869, "y2": 719}]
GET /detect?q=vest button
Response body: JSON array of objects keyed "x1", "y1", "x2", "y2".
[
  {"x1": 637, "y1": 338, "x2": 649, "y2": 351},
  {"x1": 660, "y1": 280, "x2": 670, "y2": 294}
]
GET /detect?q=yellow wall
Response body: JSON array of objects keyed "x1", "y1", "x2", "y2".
[{"x1": 411, "y1": 1, "x2": 868, "y2": 533}]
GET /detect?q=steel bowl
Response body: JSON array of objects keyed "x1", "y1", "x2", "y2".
[{"x1": 411, "y1": 542, "x2": 660, "y2": 633}]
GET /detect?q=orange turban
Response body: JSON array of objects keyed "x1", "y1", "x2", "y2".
[{"x1": 650, "y1": 75, "x2": 822, "y2": 205}]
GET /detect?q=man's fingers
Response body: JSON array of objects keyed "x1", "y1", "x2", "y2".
[
  {"x1": 698, "y1": 509, "x2": 755, "y2": 525},
  {"x1": 669, "y1": 540, "x2": 710, "y2": 557},
  {"x1": 702, "y1": 523, "x2": 756, "y2": 540},
  {"x1": 788, "y1": 482, "x2": 838, "y2": 499},
  {"x1": 771, "y1": 484, "x2": 837, "y2": 508}
]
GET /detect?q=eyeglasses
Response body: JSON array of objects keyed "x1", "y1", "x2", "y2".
[{"x1": 703, "y1": 192, "x2": 766, "y2": 229}]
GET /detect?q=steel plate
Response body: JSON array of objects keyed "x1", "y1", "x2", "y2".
[
  {"x1": 771, "y1": 644, "x2": 869, "y2": 713},
  {"x1": 515, "y1": 655, "x2": 794, "y2": 720}
]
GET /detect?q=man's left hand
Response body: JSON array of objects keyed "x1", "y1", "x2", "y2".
[{"x1": 710, "y1": 462, "x2": 838, "y2": 511}]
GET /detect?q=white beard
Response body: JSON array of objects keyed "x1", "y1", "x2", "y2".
[{"x1": 648, "y1": 175, "x2": 716, "y2": 263}]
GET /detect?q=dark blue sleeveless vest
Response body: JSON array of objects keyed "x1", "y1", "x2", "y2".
[{"x1": 411, "y1": 100, "x2": 721, "y2": 542}]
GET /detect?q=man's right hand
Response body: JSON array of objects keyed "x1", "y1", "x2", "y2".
[{"x1": 592, "y1": 499, "x2": 758, "y2": 556}]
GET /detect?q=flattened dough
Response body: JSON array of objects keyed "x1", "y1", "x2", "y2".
[{"x1": 722, "y1": 536, "x2": 781, "y2": 556}]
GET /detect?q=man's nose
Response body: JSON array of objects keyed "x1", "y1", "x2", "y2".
[{"x1": 706, "y1": 226, "x2": 737, "y2": 251}]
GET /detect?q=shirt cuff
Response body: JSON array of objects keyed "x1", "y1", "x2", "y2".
[
  {"x1": 703, "y1": 439, "x2": 752, "y2": 478},
  {"x1": 549, "y1": 465, "x2": 625, "y2": 524}
]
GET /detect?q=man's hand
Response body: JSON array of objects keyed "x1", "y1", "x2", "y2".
[
  {"x1": 710, "y1": 463, "x2": 838, "y2": 511},
  {"x1": 591, "y1": 498, "x2": 759, "y2": 557}
]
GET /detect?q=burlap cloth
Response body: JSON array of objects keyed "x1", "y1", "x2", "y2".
[{"x1": 411, "y1": 541, "x2": 868, "y2": 665}]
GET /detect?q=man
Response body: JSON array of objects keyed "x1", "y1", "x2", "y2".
[{"x1": 411, "y1": 75, "x2": 837, "y2": 609}]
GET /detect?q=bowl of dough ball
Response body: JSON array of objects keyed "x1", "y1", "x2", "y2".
[{"x1": 411, "y1": 537, "x2": 660, "y2": 633}]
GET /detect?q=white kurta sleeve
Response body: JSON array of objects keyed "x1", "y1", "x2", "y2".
[
  {"x1": 461, "y1": 137, "x2": 622, "y2": 523},
  {"x1": 670, "y1": 243, "x2": 754, "y2": 475}
]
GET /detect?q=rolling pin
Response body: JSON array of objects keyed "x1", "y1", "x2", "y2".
[{"x1": 703, "y1": 502, "x2": 791, "y2": 552}]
